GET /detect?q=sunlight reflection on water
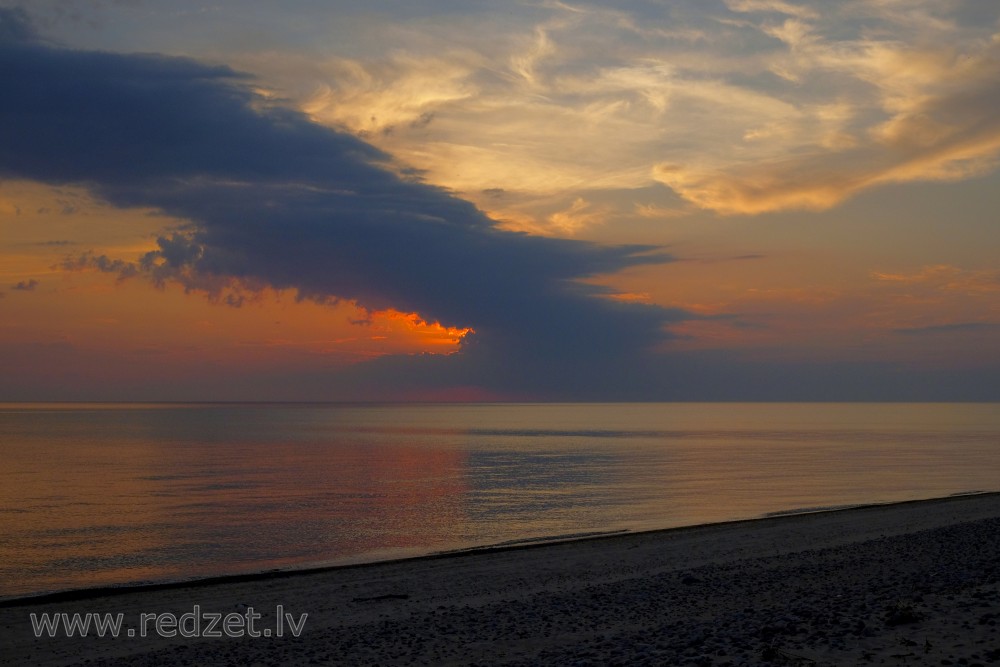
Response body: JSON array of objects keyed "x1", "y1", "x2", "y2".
[{"x1": 1, "y1": 402, "x2": 998, "y2": 598}]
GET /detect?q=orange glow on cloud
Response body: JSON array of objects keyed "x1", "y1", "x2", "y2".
[
  {"x1": 0, "y1": 181, "x2": 473, "y2": 368},
  {"x1": 1, "y1": 274, "x2": 470, "y2": 370},
  {"x1": 368, "y1": 309, "x2": 474, "y2": 348},
  {"x1": 0, "y1": 181, "x2": 477, "y2": 398},
  {"x1": 604, "y1": 291, "x2": 653, "y2": 304}
]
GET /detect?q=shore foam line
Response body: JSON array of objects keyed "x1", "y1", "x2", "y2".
[
  {"x1": 3, "y1": 490, "x2": 997, "y2": 609},
  {"x1": 2, "y1": 490, "x2": 1000, "y2": 666}
]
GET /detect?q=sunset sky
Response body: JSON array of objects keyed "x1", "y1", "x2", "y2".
[{"x1": 2, "y1": 0, "x2": 999, "y2": 401}]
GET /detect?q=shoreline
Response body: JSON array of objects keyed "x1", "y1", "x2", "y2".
[
  {"x1": 2, "y1": 490, "x2": 996, "y2": 609},
  {"x1": 3, "y1": 490, "x2": 1000, "y2": 665}
]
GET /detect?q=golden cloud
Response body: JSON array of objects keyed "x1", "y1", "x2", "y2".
[{"x1": 249, "y1": 2, "x2": 1000, "y2": 222}]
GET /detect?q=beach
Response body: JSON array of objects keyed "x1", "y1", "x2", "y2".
[{"x1": 2, "y1": 492, "x2": 998, "y2": 666}]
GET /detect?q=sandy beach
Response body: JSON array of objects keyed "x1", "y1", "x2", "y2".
[{"x1": 2, "y1": 492, "x2": 999, "y2": 666}]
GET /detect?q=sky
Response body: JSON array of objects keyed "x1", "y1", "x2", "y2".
[{"x1": 1, "y1": 0, "x2": 999, "y2": 401}]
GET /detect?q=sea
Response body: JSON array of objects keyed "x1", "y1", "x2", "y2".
[{"x1": 2, "y1": 402, "x2": 998, "y2": 600}]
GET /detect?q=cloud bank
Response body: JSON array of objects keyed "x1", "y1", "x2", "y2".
[{"x1": 0, "y1": 8, "x2": 686, "y2": 396}]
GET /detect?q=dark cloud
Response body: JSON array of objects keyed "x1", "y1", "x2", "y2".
[
  {"x1": 0, "y1": 8, "x2": 686, "y2": 395},
  {"x1": 409, "y1": 112, "x2": 435, "y2": 129},
  {"x1": 0, "y1": 6, "x2": 36, "y2": 44},
  {"x1": 12, "y1": 278, "x2": 39, "y2": 291},
  {"x1": 684, "y1": 253, "x2": 767, "y2": 264},
  {"x1": 60, "y1": 252, "x2": 139, "y2": 281},
  {"x1": 32, "y1": 196, "x2": 78, "y2": 215},
  {"x1": 894, "y1": 322, "x2": 1000, "y2": 336}
]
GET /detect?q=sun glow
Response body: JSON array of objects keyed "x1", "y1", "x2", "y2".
[{"x1": 368, "y1": 309, "x2": 474, "y2": 349}]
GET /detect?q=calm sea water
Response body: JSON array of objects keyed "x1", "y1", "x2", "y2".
[{"x1": 2, "y1": 402, "x2": 998, "y2": 599}]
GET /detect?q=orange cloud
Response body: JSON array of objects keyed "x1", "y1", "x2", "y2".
[
  {"x1": 367, "y1": 309, "x2": 474, "y2": 349},
  {"x1": 652, "y1": 13, "x2": 1000, "y2": 215},
  {"x1": 494, "y1": 197, "x2": 609, "y2": 236},
  {"x1": 871, "y1": 265, "x2": 1000, "y2": 294}
]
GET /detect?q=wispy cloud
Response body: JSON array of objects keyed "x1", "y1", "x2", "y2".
[
  {"x1": 228, "y1": 0, "x2": 1000, "y2": 218},
  {"x1": 300, "y1": 52, "x2": 479, "y2": 138},
  {"x1": 872, "y1": 265, "x2": 1000, "y2": 294},
  {"x1": 894, "y1": 322, "x2": 1000, "y2": 336},
  {"x1": 650, "y1": 4, "x2": 1000, "y2": 213}
]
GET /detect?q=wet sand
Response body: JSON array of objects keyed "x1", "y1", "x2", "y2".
[{"x1": 2, "y1": 492, "x2": 999, "y2": 666}]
